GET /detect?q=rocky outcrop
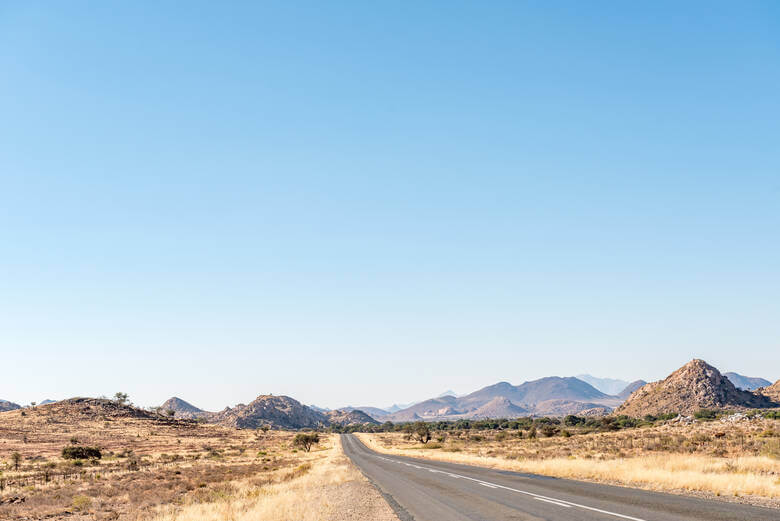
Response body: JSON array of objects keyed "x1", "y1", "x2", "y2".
[
  {"x1": 616, "y1": 360, "x2": 778, "y2": 417},
  {"x1": 758, "y1": 380, "x2": 780, "y2": 402},
  {"x1": 326, "y1": 409, "x2": 379, "y2": 426},
  {"x1": 211, "y1": 395, "x2": 328, "y2": 429}
]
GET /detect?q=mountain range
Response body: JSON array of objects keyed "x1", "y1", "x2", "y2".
[
  {"x1": 156, "y1": 394, "x2": 380, "y2": 429},
  {"x1": 381, "y1": 376, "x2": 623, "y2": 421},
  {"x1": 3, "y1": 365, "x2": 776, "y2": 428}
]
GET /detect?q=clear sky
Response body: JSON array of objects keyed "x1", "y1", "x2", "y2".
[{"x1": 2, "y1": 2, "x2": 779, "y2": 411}]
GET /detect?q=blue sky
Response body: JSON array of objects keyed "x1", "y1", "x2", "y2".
[{"x1": 2, "y1": 2, "x2": 779, "y2": 410}]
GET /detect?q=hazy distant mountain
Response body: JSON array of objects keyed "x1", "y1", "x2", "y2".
[
  {"x1": 438, "y1": 390, "x2": 458, "y2": 398},
  {"x1": 159, "y1": 397, "x2": 207, "y2": 419},
  {"x1": 458, "y1": 377, "x2": 613, "y2": 409},
  {"x1": 617, "y1": 380, "x2": 647, "y2": 399},
  {"x1": 384, "y1": 376, "x2": 618, "y2": 421},
  {"x1": 308, "y1": 404, "x2": 331, "y2": 413},
  {"x1": 576, "y1": 375, "x2": 631, "y2": 396},
  {"x1": 384, "y1": 395, "x2": 459, "y2": 421},
  {"x1": 385, "y1": 402, "x2": 416, "y2": 413},
  {"x1": 385, "y1": 409, "x2": 422, "y2": 422},
  {"x1": 39, "y1": 399, "x2": 58, "y2": 405},
  {"x1": 0, "y1": 399, "x2": 21, "y2": 412},
  {"x1": 723, "y1": 372, "x2": 772, "y2": 391},
  {"x1": 340, "y1": 406, "x2": 389, "y2": 419},
  {"x1": 470, "y1": 397, "x2": 528, "y2": 418},
  {"x1": 617, "y1": 360, "x2": 777, "y2": 416}
]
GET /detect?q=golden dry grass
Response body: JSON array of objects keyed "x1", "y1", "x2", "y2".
[
  {"x1": 0, "y1": 403, "x2": 397, "y2": 520},
  {"x1": 146, "y1": 435, "x2": 397, "y2": 521},
  {"x1": 356, "y1": 418, "x2": 780, "y2": 506}
]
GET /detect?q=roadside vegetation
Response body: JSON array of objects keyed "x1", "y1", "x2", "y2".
[{"x1": 353, "y1": 410, "x2": 780, "y2": 507}]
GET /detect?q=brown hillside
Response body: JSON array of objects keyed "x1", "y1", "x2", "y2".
[
  {"x1": 760, "y1": 380, "x2": 780, "y2": 402},
  {"x1": 36, "y1": 397, "x2": 162, "y2": 420},
  {"x1": 616, "y1": 359, "x2": 777, "y2": 417}
]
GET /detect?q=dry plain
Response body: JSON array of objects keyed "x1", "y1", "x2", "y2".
[{"x1": 0, "y1": 400, "x2": 397, "y2": 520}]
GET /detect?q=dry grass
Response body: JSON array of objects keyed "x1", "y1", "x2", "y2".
[
  {"x1": 146, "y1": 435, "x2": 397, "y2": 521},
  {"x1": 356, "y1": 418, "x2": 780, "y2": 507},
  {"x1": 0, "y1": 403, "x2": 396, "y2": 520}
]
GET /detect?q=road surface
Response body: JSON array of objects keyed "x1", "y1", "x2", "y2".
[{"x1": 341, "y1": 434, "x2": 778, "y2": 521}]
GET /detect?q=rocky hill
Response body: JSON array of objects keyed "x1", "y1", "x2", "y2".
[
  {"x1": 18, "y1": 397, "x2": 163, "y2": 420},
  {"x1": 0, "y1": 399, "x2": 21, "y2": 412},
  {"x1": 616, "y1": 360, "x2": 778, "y2": 416},
  {"x1": 759, "y1": 380, "x2": 780, "y2": 402},
  {"x1": 160, "y1": 397, "x2": 208, "y2": 419},
  {"x1": 723, "y1": 372, "x2": 772, "y2": 391},
  {"x1": 326, "y1": 409, "x2": 379, "y2": 425},
  {"x1": 211, "y1": 395, "x2": 328, "y2": 429},
  {"x1": 617, "y1": 380, "x2": 647, "y2": 399}
]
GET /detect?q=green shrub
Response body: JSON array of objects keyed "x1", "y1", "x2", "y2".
[
  {"x1": 62, "y1": 446, "x2": 102, "y2": 460},
  {"x1": 292, "y1": 433, "x2": 320, "y2": 452},
  {"x1": 694, "y1": 409, "x2": 718, "y2": 420}
]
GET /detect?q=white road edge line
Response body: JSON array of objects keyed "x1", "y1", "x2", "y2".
[
  {"x1": 372, "y1": 454, "x2": 648, "y2": 521},
  {"x1": 534, "y1": 497, "x2": 573, "y2": 508}
]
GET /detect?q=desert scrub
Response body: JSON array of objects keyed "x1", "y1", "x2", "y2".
[{"x1": 72, "y1": 494, "x2": 91, "y2": 511}]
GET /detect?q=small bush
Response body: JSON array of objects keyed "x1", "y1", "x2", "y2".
[
  {"x1": 62, "y1": 446, "x2": 102, "y2": 460},
  {"x1": 72, "y1": 495, "x2": 91, "y2": 511},
  {"x1": 694, "y1": 409, "x2": 718, "y2": 420}
]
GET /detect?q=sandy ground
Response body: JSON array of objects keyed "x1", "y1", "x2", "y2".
[{"x1": 322, "y1": 479, "x2": 399, "y2": 521}]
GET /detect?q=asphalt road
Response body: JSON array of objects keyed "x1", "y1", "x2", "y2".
[{"x1": 341, "y1": 434, "x2": 779, "y2": 521}]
